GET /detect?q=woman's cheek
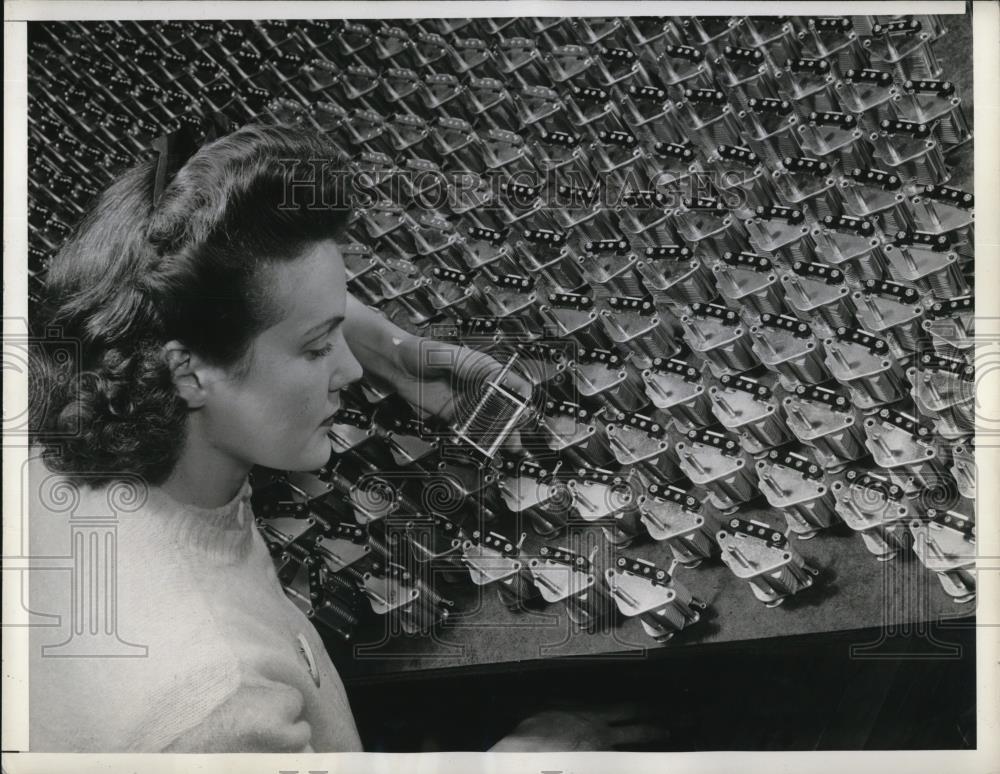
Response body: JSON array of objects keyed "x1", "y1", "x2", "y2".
[
  {"x1": 283, "y1": 364, "x2": 330, "y2": 434},
  {"x1": 252, "y1": 360, "x2": 328, "y2": 465},
  {"x1": 281, "y1": 375, "x2": 320, "y2": 429}
]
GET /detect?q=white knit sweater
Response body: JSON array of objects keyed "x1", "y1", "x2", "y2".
[{"x1": 27, "y1": 453, "x2": 363, "y2": 752}]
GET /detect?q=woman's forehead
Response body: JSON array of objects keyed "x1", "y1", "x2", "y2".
[{"x1": 264, "y1": 240, "x2": 347, "y2": 329}]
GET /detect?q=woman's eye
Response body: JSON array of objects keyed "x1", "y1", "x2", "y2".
[{"x1": 306, "y1": 342, "x2": 335, "y2": 360}]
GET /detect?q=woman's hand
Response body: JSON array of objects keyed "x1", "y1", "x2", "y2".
[
  {"x1": 390, "y1": 336, "x2": 533, "y2": 424},
  {"x1": 488, "y1": 703, "x2": 669, "y2": 752},
  {"x1": 342, "y1": 295, "x2": 533, "y2": 439}
]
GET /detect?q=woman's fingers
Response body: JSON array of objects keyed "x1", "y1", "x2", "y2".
[
  {"x1": 583, "y1": 707, "x2": 669, "y2": 751},
  {"x1": 445, "y1": 345, "x2": 534, "y2": 401},
  {"x1": 504, "y1": 428, "x2": 525, "y2": 455},
  {"x1": 554, "y1": 700, "x2": 644, "y2": 724},
  {"x1": 500, "y1": 367, "x2": 535, "y2": 401},
  {"x1": 493, "y1": 706, "x2": 670, "y2": 752},
  {"x1": 609, "y1": 721, "x2": 670, "y2": 750},
  {"x1": 436, "y1": 346, "x2": 533, "y2": 451}
]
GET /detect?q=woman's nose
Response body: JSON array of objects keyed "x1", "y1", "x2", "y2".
[{"x1": 330, "y1": 344, "x2": 364, "y2": 392}]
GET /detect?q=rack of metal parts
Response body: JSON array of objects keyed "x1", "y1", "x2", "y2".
[{"x1": 28, "y1": 16, "x2": 976, "y2": 646}]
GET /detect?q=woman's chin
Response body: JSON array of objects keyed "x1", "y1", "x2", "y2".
[
  {"x1": 307, "y1": 434, "x2": 334, "y2": 468},
  {"x1": 279, "y1": 435, "x2": 332, "y2": 473}
]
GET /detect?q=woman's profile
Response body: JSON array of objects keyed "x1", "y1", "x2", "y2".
[{"x1": 27, "y1": 122, "x2": 660, "y2": 753}]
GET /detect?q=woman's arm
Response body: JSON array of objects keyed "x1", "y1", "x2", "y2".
[
  {"x1": 342, "y1": 294, "x2": 411, "y2": 393},
  {"x1": 487, "y1": 705, "x2": 668, "y2": 752},
  {"x1": 343, "y1": 293, "x2": 533, "y2": 422},
  {"x1": 160, "y1": 679, "x2": 316, "y2": 753}
]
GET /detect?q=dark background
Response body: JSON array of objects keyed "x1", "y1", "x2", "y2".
[{"x1": 345, "y1": 623, "x2": 977, "y2": 751}]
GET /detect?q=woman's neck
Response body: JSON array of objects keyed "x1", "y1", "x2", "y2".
[{"x1": 161, "y1": 425, "x2": 252, "y2": 509}]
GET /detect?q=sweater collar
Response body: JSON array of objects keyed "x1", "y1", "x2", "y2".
[{"x1": 146, "y1": 477, "x2": 256, "y2": 563}]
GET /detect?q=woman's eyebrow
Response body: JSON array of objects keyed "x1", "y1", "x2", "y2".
[{"x1": 303, "y1": 314, "x2": 345, "y2": 341}]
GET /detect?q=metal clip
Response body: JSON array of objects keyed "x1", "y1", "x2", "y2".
[
  {"x1": 831, "y1": 470, "x2": 911, "y2": 560},
  {"x1": 676, "y1": 427, "x2": 758, "y2": 512},
  {"x1": 909, "y1": 510, "x2": 975, "y2": 604},
  {"x1": 755, "y1": 450, "x2": 837, "y2": 539},
  {"x1": 605, "y1": 556, "x2": 704, "y2": 641},
  {"x1": 717, "y1": 517, "x2": 818, "y2": 606},
  {"x1": 783, "y1": 385, "x2": 865, "y2": 471},
  {"x1": 708, "y1": 374, "x2": 793, "y2": 453}
]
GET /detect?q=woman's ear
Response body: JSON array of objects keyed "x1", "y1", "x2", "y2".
[{"x1": 163, "y1": 340, "x2": 209, "y2": 408}]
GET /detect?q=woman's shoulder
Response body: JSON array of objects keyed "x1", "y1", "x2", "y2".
[
  {"x1": 26, "y1": 450, "x2": 178, "y2": 570},
  {"x1": 25, "y1": 449, "x2": 247, "y2": 700},
  {"x1": 27, "y1": 450, "x2": 159, "y2": 514},
  {"x1": 26, "y1": 450, "x2": 147, "y2": 529}
]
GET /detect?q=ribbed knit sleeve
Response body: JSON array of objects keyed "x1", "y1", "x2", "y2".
[{"x1": 160, "y1": 676, "x2": 314, "y2": 753}]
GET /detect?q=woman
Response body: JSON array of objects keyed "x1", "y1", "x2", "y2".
[{"x1": 28, "y1": 123, "x2": 660, "y2": 753}]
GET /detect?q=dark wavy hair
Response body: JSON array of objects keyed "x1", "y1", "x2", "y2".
[{"x1": 30, "y1": 123, "x2": 353, "y2": 486}]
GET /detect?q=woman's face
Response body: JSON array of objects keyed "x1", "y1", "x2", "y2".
[{"x1": 201, "y1": 239, "x2": 363, "y2": 472}]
